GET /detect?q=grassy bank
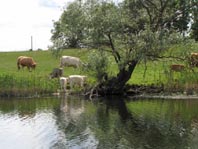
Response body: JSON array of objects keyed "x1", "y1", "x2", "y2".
[
  {"x1": 0, "y1": 73, "x2": 58, "y2": 97},
  {"x1": 0, "y1": 50, "x2": 90, "y2": 97},
  {"x1": 0, "y1": 41, "x2": 198, "y2": 97}
]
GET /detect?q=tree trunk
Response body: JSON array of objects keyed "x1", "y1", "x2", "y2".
[{"x1": 97, "y1": 60, "x2": 138, "y2": 95}]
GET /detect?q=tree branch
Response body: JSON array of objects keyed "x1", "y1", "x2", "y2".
[
  {"x1": 154, "y1": 0, "x2": 170, "y2": 31},
  {"x1": 140, "y1": 0, "x2": 171, "y2": 31},
  {"x1": 140, "y1": 0, "x2": 154, "y2": 25},
  {"x1": 107, "y1": 32, "x2": 121, "y2": 63}
]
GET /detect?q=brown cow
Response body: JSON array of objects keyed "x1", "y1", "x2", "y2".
[
  {"x1": 17, "y1": 56, "x2": 36, "y2": 71},
  {"x1": 190, "y1": 52, "x2": 198, "y2": 67},
  {"x1": 170, "y1": 64, "x2": 185, "y2": 72},
  {"x1": 17, "y1": 56, "x2": 27, "y2": 70}
]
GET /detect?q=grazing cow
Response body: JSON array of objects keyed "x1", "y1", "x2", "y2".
[
  {"x1": 17, "y1": 56, "x2": 36, "y2": 71},
  {"x1": 68, "y1": 75, "x2": 87, "y2": 88},
  {"x1": 60, "y1": 77, "x2": 68, "y2": 92},
  {"x1": 50, "y1": 68, "x2": 63, "y2": 79},
  {"x1": 17, "y1": 56, "x2": 25, "y2": 63},
  {"x1": 60, "y1": 56, "x2": 82, "y2": 68},
  {"x1": 190, "y1": 52, "x2": 198, "y2": 67},
  {"x1": 170, "y1": 64, "x2": 185, "y2": 72}
]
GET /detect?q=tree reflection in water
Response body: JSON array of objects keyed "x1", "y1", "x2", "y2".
[{"x1": 52, "y1": 96, "x2": 198, "y2": 149}]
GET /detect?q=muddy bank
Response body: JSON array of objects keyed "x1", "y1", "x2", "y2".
[
  {"x1": 125, "y1": 84, "x2": 198, "y2": 99},
  {"x1": 124, "y1": 84, "x2": 164, "y2": 95},
  {"x1": 130, "y1": 94, "x2": 198, "y2": 99}
]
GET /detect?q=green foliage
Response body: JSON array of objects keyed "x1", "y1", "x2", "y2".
[
  {"x1": 51, "y1": 1, "x2": 87, "y2": 49},
  {"x1": 190, "y1": 0, "x2": 198, "y2": 41},
  {"x1": 85, "y1": 49, "x2": 109, "y2": 82},
  {"x1": 52, "y1": 0, "x2": 195, "y2": 46},
  {"x1": 164, "y1": 69, "x2": 198, "y2": 94},
  {"x1": 191, "y1": 22, "x2": 198, "y2": 41},
  {"x1": 87, "y1": 1, "x2": 121, "y2": 46}
]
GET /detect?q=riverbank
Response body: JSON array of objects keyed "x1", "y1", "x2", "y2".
[
  {"x1": 131, "y1": 94, "x2": 198, "y2": 100},
  {"x1": 1, "y1": 45, "x2": 198, "y2": 98}
]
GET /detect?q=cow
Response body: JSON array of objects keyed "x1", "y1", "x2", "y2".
[
  {"x1": 17, "y1": 56, "x2": 25, "y2": 63},
  {"x1": 190, "y1": 52, "x2": 198, "y2": 67},
  {"x1": 50, "y1": 68, "x2": 63, "y2": 79},
  {"x1": 60, "y1": 77, "x2": 68, "y2": 92},
  {"x1": 17, "y1": 56, "x2": 36, "y2": 71},
  {"x1": 60, "y1": 56, "x2": 82, "y2": 68},
  {"x1": 170, "y1": 64, "x2": 185, "y2": 72},
  {"x1": 68, "y1": 75, "x2": 87, "y2": 88}
]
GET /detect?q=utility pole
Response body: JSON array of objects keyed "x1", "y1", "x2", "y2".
[{"x1": 30, "y1": 36, "x2": 33, "y2": 51}]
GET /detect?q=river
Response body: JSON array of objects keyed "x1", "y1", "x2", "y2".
[{"x1": 0, "y1": 95, "x2": 198, "y2": 149}]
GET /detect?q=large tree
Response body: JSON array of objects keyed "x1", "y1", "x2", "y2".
[{"x1": 51, "y1": 0, "x2": 196, "y2": 95}]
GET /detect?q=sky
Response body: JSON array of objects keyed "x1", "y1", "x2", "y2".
[
  {"x1": 0, "y1": 0, "x2": 123, "y2": 52},
  {"x1": 0, "y1": 0, "x2": 74, "y2": 51}
]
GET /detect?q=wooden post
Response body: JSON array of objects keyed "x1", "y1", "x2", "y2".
[{"x1": 30, "y1": 36, "x2": 33, "y2": 51}]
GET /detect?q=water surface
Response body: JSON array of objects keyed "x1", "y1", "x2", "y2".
[{"x1": 0, "y1": 96, "x2": 198, "y2": 149}]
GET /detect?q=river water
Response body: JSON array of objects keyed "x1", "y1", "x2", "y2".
[{"x1": 0, "y1": 95, "x2": 198, "y2": 149}]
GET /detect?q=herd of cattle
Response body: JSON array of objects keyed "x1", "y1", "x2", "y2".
[
  {"x1": 17, "y1": 52, "x2": 198, "y2": 92},
  {"x1": 17, "y1": 55, "x2": 86, "y2": 92}
]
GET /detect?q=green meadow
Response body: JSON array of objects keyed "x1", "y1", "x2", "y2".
[
  {"x1": 0, "y1": 49, "x2": 94, "y2": 97},
  {"x1": 0, "y1": 42, "x2": 198, "y2": 97}
]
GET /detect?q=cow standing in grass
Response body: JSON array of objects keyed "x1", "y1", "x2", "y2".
[
  {"x1": 60, "y1": 77, "x2": 68, "y2": 92},
  {"x1": 60, "y1": 56, "x2": 82, "y2": 68},
  {"x1": 170, "y1": 64, "x2": 185, "y2": 72},
  {"x1": 17, "y1": 56, "x2": 37, "y2": 71},
  {"x1": 68, "y1": 75, "x2": 87, "y2": 89},
  {"x1": 50, "y1": 68, "x2": 63, "y2": 79}
]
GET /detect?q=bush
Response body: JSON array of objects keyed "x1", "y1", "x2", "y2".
[{"x1": 85, "y1": 49, "x2": 109, "y2": 82}]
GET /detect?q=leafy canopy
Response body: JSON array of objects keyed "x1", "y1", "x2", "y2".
[{"x1": 50, "y1": 0, "x2": 197, "y2": 85}]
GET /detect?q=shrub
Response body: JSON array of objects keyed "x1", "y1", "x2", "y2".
[{"x1": 85, "y1": 49, "x2": 109, "y2": 82}]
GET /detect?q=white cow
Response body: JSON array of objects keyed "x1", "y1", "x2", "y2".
[
  {"x1": 60, "y1": 56, "x2": 82, "y2": 68},
  {"x1": 68, "y1": 75, "x2": 87, "y2": 88},
  {"x1": 60, "y1": 77, "x2": 68, "y2": 92}
]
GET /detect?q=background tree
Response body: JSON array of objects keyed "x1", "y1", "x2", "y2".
[{"x1": 51, "y1": 0, "x2": 87, "y2": 49}]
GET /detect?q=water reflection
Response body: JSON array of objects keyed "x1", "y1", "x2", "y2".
[
  {"x1": 0, "y1": 97, "x2": 198, "y2": 149},
  {"x1": 52, "y1": 95, "x2": 98, "y2": 149},
  {"x1": 126, "y1": 99, "x2": 198, "y2": 149}
]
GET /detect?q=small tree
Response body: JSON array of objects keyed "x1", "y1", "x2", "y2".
[{"x1": 86, "y1": 49, "x2": 109, "y2": 82}]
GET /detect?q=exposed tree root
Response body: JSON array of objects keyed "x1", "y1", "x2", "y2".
[{"x1": 84, "y1": 83, "x2": 164, "y2": 99}]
